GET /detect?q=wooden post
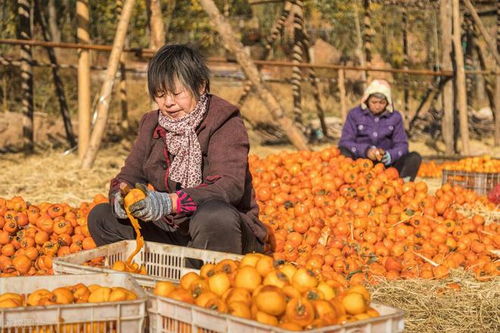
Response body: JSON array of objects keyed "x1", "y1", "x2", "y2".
[
  {"x1": 338, "y1": 69, "x2": 347, "y2": 121},
  {"x1": 77, "y1": 0, "x2": 91, "y2": 160},
  {"x1": 146, "y1": 0, "x2": 165, "y2": 50},
  {"x1": 440, "y1": 0, "x2": 455, "y2": 155},
  {"x1": 81, "y1": 0, "x2": 136, "y2": 169},
  {"x1": 199, "y1": 0, "x2": 309, "y2": 151},
  {"x1": 117, "y1": 0, "x2": 129, "y2": 130},
  {"x1": 35, "y1": 0, "x2": 76, "y2": 149},
  {"x1": 452, "y1": 0, "x2": 470, "y2": 155},
  {"x1": 462, "y1": 0, "x2": 500, "y2": 66},
  {"x1": 17, "y1": 0, "x2": 34, "y2": 153}
]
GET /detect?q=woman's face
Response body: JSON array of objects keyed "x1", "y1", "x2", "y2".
[
  {"x1": 367, "y1": 96, "x2": 388, "y2": 115},
  {"x1": 154, "y1": 82, "x2": 198, "y2": 120}
]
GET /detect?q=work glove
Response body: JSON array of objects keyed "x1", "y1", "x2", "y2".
[
  {"x1": 381, "y1": 151, "x2": 392, "y2": 166},
  {"x1": 128, "y1": 183, "x2": 172, "y2": 222},
  {"x1": 110, "y1": 192, "x2": 127, "y2": 219}
]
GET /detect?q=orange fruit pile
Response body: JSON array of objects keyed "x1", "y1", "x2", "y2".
[
  {"x1": 418, "y1": 156, "x2": 500, "y2": 178},
  {"x1": 249, "y1": 147, "x2": 499, "y2": 284},
  {"x1": 154, "y1": 253, "x2": 380, "y2": 330}
]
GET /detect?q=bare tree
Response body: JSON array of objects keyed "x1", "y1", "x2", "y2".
[{"x1": 199, "y1": 0, "x2": 309, "y2": 151}]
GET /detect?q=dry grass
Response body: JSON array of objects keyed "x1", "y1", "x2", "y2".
[{"x1": 370, "y1": 270, "x2": 500, "y2": 333}]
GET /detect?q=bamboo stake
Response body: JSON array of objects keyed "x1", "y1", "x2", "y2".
[
  {"x1": 77, "y1": 0, "x2": 90, "y2": 160},
  {"x1": 452, "y1": 0, "x2": 471, "y2": 155},
  {"x1": 198, "y1": 0, "x2": 309, "y2": 151},
  {"x1": 81, "y1": 0, "x2": 136, "y2": 169}
]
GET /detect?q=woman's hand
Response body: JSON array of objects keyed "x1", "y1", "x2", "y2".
[
  {"x1": 367, "y1": 147, "x2": 385, "y2": 161},
  {"x1": 128, "y1": 184, "x2": 173, "y2": 222}
]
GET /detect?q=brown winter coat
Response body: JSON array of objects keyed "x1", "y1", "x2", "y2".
[{"x1": 109, "y1": 95, "x2": 267, "y2": 243}]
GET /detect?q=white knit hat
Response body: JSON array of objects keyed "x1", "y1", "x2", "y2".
[{"x1": 361, "y1": 79, "x2": 394, "y2": 112}]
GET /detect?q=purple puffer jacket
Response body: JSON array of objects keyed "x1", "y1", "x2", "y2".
[{"x1": 339, "y1": 105, "x2": 408, "y2": 161}]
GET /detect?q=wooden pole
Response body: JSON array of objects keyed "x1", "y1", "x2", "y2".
[
  {"x1": 338, "y1": 69, "x2": 348, "y2": 121},
  {"x1": 1, "y1": 38, "x2": 496, "y2": 76},
  {"x1": 35, "y1": 0, "x2": 76, "y2": 149},
  {"x1": 440, "y1": 0, "x2": 455, "y2": 155},
  {"x1": 81, "y1": 0, "x2": 136, "y2": 169},
  {"x1": 496, "y1": 0, "x2": 500, "y2": 145},
  {"x1": 146, "y1": 0, "x2": 165, "y2": 50},
  {"x1": 18, "y1": 0, "x2": 34, "y2": 153},
  {"x1": 291, "y1": 1, "x2": 305, "y2": 131},
  {"x1": 117, "y1": 0, "x2": 129, "y2": 130},
  {"x1": 199, "y1": 0, "x2": 309, "y2": 151},
  {"x1": 363, "y1": 0, "x2": 374, "y2": 81},
  {"x1": 354, "y1": 3, "x2": 367, "y2": 88},
  {"x1": 77, "y1": 0, "x2": 91, "y2": 160},
  {"x1": 452, "y1": 0, "x2": 470, "y2": 155},
  {"x1": 462, "y1": 0, "x2": 500, "y2": 66}
]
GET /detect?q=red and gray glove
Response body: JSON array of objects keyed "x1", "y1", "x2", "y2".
[{"x1": 128, "y1": 183, "x2": 173, "y2": 222}]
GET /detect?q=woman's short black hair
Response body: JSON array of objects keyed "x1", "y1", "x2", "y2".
[{"x1": 147, "y1": 44, "x2": 210, "y2": 100}]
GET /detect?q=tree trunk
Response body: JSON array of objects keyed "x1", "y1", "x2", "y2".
[
  {"x1": 452, "y1": 0, "x2": 470, "y2": 155},
  {"x1": 164, "y1": 0, "x2": 176, "y2": 38},
  {"x1": 199, "y1": 0, "x2": 309, "y2": 151},
  {"x1": 237, "y1": 1, "x2": 291, "y2": 108},
  {"x1": 47, "y1": 0, "x2": 61, "y2": 43},
  {"x1": 440, "y1": 0, "x2": 455, "y2": 155},
  {"x1": 81, "y1": 0, "x2": 136, "y2": 169},
  {"x1": 291, "y1": 1, "x2": 305, "y2": 131},
  {"x1": 35, "y1": 0, "x2": 76, "y2": 149},
  {"x1": 363, "y1": 0, "x2": 373, "y2": 77},
  {"x1": 17, "y1": 0, "x2": 34, "y2": 153},
  {"x1": 475, "y1": 42, "x2": 495, "y2": 115},
  {"x1": 77, "y1": 0, "x2": 91, "y2": 160},
  {"x1": 146, "y1": 0, "x2": 165, "y2": 50},
  {"x1": 353, "y1": 4, "x2": 367, "y2": 88}
]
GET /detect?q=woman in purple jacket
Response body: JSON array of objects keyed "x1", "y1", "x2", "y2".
[
  {"x1": 87, "y1": 45, "x2": 266, "y2": 255},
  {"x1": 339, "y1": 79, "x2": 421, "y2": 181}
]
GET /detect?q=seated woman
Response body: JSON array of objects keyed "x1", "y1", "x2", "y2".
[
  {"x1": 87, "y1": 44, "x2": 266, "y2": 255},
  {"x1": 338, "y1": 79, "x2": 421, "y2": 181}
]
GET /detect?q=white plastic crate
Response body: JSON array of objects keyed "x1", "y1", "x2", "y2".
[
  {"x1": 0, "y1": 273, "x2": 146, "y2": 332},
  {"x1": 147, "y1": 294, "x2": 404, "y2": 333},
  {"x1": 53, "y1": 240, "x2": 242, "y2": 289}
]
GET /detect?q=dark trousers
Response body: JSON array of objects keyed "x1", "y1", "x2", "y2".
[
  {"x1": 339, "y1": 146, "x2": 422, "y2": 181},
  {"x1": 88, "y1": 199, "x2": 263, "y2": 255}
]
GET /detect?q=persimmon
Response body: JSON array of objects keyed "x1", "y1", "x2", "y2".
[
  {"x1": 234, "y1": 266, "x2": 261, "y2": 291},
  {"x1": 254, "y1": 285, "x2": 287, "y2": 316},
  {"x1": 208, "y1": 272, "x2": 231, "y2": 297}
]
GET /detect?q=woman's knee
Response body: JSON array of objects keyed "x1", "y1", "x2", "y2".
[
  {"x1": 190, "y1": 200, "x2": 240, "y2": 234},
  {"x1": 407, "y1": 151, "x2": 422, "y2": 165}
]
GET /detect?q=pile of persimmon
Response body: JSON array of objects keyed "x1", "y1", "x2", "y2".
[
  {"x1": 0, "y1": 283, "x2": 137, "y2": 308},
  {"x1": 249, "y1": 147, "x2": 499, "y2": 284},
  {"x1": 153, "y1": 253, "x2": 379, "y2": 330},
  {"x1": 0, "y1": 194, "x2": 104, "y2": 276},
  {"x1": 418, "y1": 156, "x2": 500, "y2": 178}
]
